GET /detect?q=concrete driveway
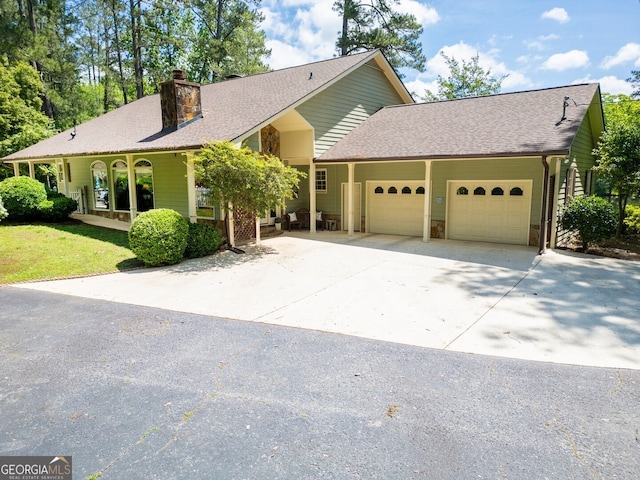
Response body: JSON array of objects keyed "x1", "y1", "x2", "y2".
[{"x1": 16, "y1": 231, "x2": 640, "y2": 370}]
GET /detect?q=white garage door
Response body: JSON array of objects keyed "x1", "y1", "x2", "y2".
[
  {"x1": 367, "y1": 181, "x2": 425, "y2": 236},
  {"x1": 447, "y1": 180, "x2": 532, "y2": 245}
]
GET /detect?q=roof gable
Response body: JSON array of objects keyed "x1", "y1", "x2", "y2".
[
  {"x1": 4, "y1": 50, "x2": 410, "y2": 162},
  {"x1": 317, "y1": 83, "x2": 603, "y2": 162}
]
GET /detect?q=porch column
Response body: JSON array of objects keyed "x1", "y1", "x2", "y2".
[
  {"x1": 423, "y1": 160, "x2": 432, "y2": 242},
  {"x1": 227, "y1": 202, "x2": 235, "y2": 247},
  {"x1": 347, "y1": 162, "x2": 355, "y2": 236},
  {"x1": 28, "y1": 161, "x2": 35, "y2": 179},
  {"x1": 255, "y1": 217, "x2": 261, "y2": 244},
  {"x1": 13, "y1": 163, "x2": 20, "y2": 176},
  {"x1": 185, "y1": 153, "x2": 197, "y2": 223},
  {"x1": 309, "y1": 161, "x2": 317, "y2": 233},
  {"x1": 126, "y1": 154, "x2": 137, "y2": 221}
]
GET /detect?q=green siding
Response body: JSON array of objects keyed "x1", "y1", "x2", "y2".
[
  {"x1": 286, "y1": 166, "x2": 309, "y2": 212},
  {"x1": 562, "y1": 113, "x2": 597, "y2": 200},
  {"x1": 66, "y1": 157, "x2": 94, "y2": 195},
  {"x1": 152, "y1": 154, "x2": 189, "y2": 216},
  {"x1": 297, "y1": 65, "x2": 406, "y2": 157},
  {"x1": 244, "y1": 132, "x2": 260, "y2": 152}
]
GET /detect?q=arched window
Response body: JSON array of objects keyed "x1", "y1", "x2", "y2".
[
  {"x1": 91, "y1": 161, "x2": 109, "y2": 210},
  {"x1": 112, "y1": 160, "x2": 130, "y2": 211},
  {"x1": 457, "y1": 186, "x2": 469, "y2": 195},
  {"x1": 135, "y1": 160, "x2": 154, "y2": 212},
  {"x1": 375, "y1": 186, "x2": 384, "y2": 194},
  {"x1": 388, "y1": 186, "x2": 397, "y2": 194},
  {"x1": 474, "y1": 187, "x2": 486, "y2": 195},
  {"x1": 491, "y1": 187, "x2": 504, "y2": 196},
  {"x1": 416, "y1": 186, "x2": 425, "y2": 194},
  {"x1": 510, "y1": 187, "x2": 524, "y2": 196},
  {"x1": 402, "y1": 186, "x2": 412, "y2": 194}
]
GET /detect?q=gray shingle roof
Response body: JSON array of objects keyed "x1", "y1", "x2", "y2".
[
  {"x1": 317, "y1": 83, "x2": 602, "y2": 163},
  {"x1": 4, "y1": 51, "x2": 385, "y2": 161}
]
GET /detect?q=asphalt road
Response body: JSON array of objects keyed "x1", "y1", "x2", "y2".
[{"x1": 1, "y1": 286, "x2": 639, "y2": 479}]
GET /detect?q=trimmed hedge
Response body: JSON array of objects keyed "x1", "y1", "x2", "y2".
[
  {"x1": 185, "y1": 222, "x2": 224, "y2": 259},
  {"x1": 0, "y1": 176, "x2": 47, "y2": 220},
  {"x1": 39, "y1": 195, "x2": 78, "y2": 222},
  {"x1": 559, "y1": 195, "x2": 616, "y2": 251},
  {"x1": 128, "y1": 209, "x2": 189, "y2": 266}
]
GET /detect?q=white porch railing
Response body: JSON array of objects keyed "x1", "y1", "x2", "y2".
[{"x1": 69, "y1": 188, "x2": 86, "y2": 214}]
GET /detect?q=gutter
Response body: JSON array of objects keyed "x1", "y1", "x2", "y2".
[{"x1": 539, "y1": 156, "x2": 550, "y2": 255}]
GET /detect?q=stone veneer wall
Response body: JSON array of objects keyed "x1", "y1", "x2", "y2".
[{"x1": 160, "y1": 73, "x2": 202, "y2": 131}]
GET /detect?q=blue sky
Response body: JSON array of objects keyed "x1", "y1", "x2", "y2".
[{"x1": 259, "y1": 0, "x2": 640, "y2": 97}]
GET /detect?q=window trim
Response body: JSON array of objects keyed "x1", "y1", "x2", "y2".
[
  {"x1": 315, "y1": 168, "x2": 328, "y2": 193},
  {"x1": 91, "y1": 161, "x2": 109, "y2": 211}
]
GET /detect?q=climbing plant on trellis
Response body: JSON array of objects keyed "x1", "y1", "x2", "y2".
[{"x1": 233, "y1": 204, "x2": 255, "y2": 243}]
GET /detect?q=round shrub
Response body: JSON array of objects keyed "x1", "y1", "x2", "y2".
[
  {"x1": 128, "y1": 209, "x2": 189, "y2": 266},
  {"x1": 0, "y1": 176, "x2": 47, "y2": 220},
  {"x1": 38, "y1": 195, "x2": 78, "y2": 222},
  {"x1": 559, "y1": 195, "x2": 616, "y2": 251},
  {"x1": 185, "y1": 222, "x2": 224, "y2": 259}
]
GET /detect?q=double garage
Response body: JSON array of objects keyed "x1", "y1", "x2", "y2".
[{"x1": 365, "y1": 180, "x2": 533, "y2": 245}]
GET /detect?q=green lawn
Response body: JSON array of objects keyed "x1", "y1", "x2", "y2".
[{"x1": 0, "y1": 222, "x2": 143, "y2": 284}]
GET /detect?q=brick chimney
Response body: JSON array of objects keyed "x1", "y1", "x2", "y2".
[{"x1": 160, "y1": 69, "x2": 202, "y2": 131}]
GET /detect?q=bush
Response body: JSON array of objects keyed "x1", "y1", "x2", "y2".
[
  {"x1": 0, "y1": 195, "x2": 8, "y2": 221},
  {"x1": 559, "y1": 195, "x2": 617, "y2": 251},
  {"x1": 0, "y1": 176, "x2": 47, "y2": 220},
  {"x1": 185, "y1": 222, "x2": 224, "y2": 259},
  {"x1": 624, "y1": 204, "x2": 640, "y2": 234},
  {"x1": 128, "y1": 209, "x2": 189, "y2": 266},
  {"x1": 38, "y1": 195, "x2": 78, "y2": 222}
]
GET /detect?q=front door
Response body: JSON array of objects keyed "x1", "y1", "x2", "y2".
[{"x1": 260, "y1": 208, "x2": 278, "y2": 226}]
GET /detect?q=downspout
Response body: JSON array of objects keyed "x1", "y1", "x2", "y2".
[{"x1": 539, "y1": 156, "x2": 549, "y2": 255}]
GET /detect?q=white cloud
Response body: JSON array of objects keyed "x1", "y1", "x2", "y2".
[
  {"x1": 539, "y1": 34, "x2": 560, "y2": 42},
  {"x1": 572, "y1": 75, "x2": 633, "y2": 96},
  {"x1": 266, "y1": 39, "x2": 319, "y2": 71},
  {"x1": 397, "y1": 0, "x2": 440, "y2": 25},
  {"x1": 517, "y1": 54, "x2": 544, "y2": 65},
  {"x1": 541, "y1": 50, "x2": 589, "y2": 71},
  {"x1": 600, "y1": 42, "x2": 640, "y2": 69},
  {"x1": 541, "y1": 7, "x2": 570, "y2": 23},
  {"x1": 261, "y1": 0, "x2": 341, "y2": 69},
  {"x1": 525, "y1": 34, "x2": 560, "y2": 51},
  {"x1": 404, "y1": 78, "x2": 439, "y2": 99}
]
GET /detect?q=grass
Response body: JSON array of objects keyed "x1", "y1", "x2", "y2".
[{"x1": 0, "y1": 220, "x2": 143, "y2": 284}]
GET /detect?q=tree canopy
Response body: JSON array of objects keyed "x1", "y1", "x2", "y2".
[
  {"x1": 593, "y1": 99, "x2": 640, "y2": 235},
  {"x1": 0, "y1": 59, "x2": 55, "y2": 159},
  {"x1": 628, "y1": 70, "x2": 640, "y2": 99},
  {"x1": 0, "y1": 0, "x2": 271, "y2": 131},
  {"x1": 420, "y1": 52, "x2": 507, "y2": 102},
  {"x1": 334, "y1": 0, "x2": 426, "y2": 74}
]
